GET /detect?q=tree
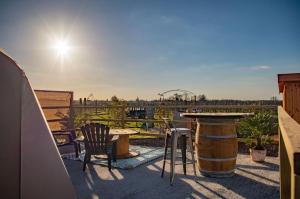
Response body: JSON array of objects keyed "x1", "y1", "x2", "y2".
[
  {"x1": 111, "y1": 95, "x2": 119, "y2": 102},
  {"x1": 197, "y1": 94, "x2": 207, "y2": 101},
  {"x1": 270, "y1": 96, "x2": 278, "y2": 101},
  {"x1": 110, "y1": 96, "x2": 126, "y2": 127}
]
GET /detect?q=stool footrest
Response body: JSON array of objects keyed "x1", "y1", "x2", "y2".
[{"x1": 164, "y1": 161, "x2": 196, "y2": 165}]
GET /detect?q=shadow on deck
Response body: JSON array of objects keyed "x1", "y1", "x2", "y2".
[{"x1": 64, "y1": 154, "x2": 279, "y2": 199}]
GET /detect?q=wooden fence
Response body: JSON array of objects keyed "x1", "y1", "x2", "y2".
[
  {"x1": 278, "y1": 106, "x2": 300, "y2": 199},
  {"x1": 72, "y1": 104, "x2": 277, "y2": 132}
]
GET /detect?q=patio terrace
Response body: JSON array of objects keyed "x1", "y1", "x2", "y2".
[
  {"x1": 1, "y1": 44, "x2": 299, "y2": 199},
  {"x1": 64, "y1": 153, "x2": 279, "y2": 199}
]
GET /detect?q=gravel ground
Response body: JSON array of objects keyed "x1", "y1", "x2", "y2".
[{"x1": 64, "y1": 153, "x2": 279, "y2": 199}]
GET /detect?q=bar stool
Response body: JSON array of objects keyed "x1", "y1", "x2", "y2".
[{"x1": 161, "y1": 118, "x2": 197, "y2": 185}]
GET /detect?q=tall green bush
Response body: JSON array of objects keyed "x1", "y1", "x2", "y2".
[{"x1": 238, "y1": 112, "x2": 277, "y2": 150}]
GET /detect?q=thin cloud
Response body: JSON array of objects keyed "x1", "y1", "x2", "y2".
[
  {"x1": 157, "y1": 55, "x2": 168, "y2": 61},
  {"x1": 161, "y1": 16, "x2": 173, "y2": 24},
  {"x1": 251, "y1": 65, "x2": 271, "y2": 70}
]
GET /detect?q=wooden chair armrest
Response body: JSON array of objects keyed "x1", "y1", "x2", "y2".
[
  {"x1": 52, "y1": 128, "x2": 80, "y2": 133},
  {"x1": 74, "y1": 137, "x2": 84, "y2": 143},
  {"x1": 52, "y1": 132, "x2": 72, "y2": 136},
  {"x1": 52, "y1": 130, "x2": 77, "y2": 142},
  {"x1": 52, "y1": 133, "x2": 73, "y2": 146}
]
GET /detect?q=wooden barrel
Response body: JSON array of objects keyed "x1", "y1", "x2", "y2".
[{"x1": 195, "y1": 120, "x2": 238, "y2": 177}]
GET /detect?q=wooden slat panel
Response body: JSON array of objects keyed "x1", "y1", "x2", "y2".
[
  {"x1": 42, "y1": 108, "x2": 70, "y2": 120},
  {"x1": 280, "y1": 82, "x2": 300, "y2": 124},
  {"x1": 292, "y1": 83, "x2": 300, "y2": 123},
  {"x1": 278, "y1": 73, "x2": 300, "y2": 92},
  {"x1": 48, "y1": 122, "x2": 68, "y2": 131},
  {"x1": 35, "y1": 90, "x2": 73, "y2": 131},
  {"x1": 35, "y1": 90, "x2": 72, "y2": 107}
]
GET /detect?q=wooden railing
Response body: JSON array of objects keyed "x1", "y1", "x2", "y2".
[{"x1": 278, "y1": 106, "x2": 300, "y2": 199}]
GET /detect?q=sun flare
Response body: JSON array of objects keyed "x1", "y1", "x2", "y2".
[{"x1": 54, "y1": 39, "x2": 71, "y2": 57}]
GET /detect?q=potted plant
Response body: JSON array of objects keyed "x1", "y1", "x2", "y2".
[{"x1": 238, "y1": 112, "x2": 277, "y2": 162}]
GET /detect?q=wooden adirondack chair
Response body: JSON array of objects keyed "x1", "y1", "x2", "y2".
[{"x1": 81, "y1": 123, "x2": 119, "y2": 171}]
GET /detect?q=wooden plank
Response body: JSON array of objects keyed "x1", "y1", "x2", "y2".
[
  {"x1": 292, "y1": 174, "x2": 300, "y2": 199},
  {"x1": 121, "y1": 106, "x2": 126, "y2": 129},
  {"x1": 278, "y1": 106, "x2": 300, "y2": 175},
  {"x1": 278, "y1": 73, "x2": 300, "y2": 92},
  {"x1": 110, "y1": 129, "x2": 139, "y2": 135},
  {"x1": 69, "y1": 92, "x2": 74, "y2": 129},
  {"x1": 34, "y1": 89, "x2": 73, "y2": 93},
  {"x1": 280, "y1": 132, "x2": 291, "y2": 199},
  {"x1": 291, "y1": 82, "x2": 300, "y2": 123},
  {"x1": 278, "y1": 73, "x2": 300, "y2": 83},
  {"x1": 40, "y1": 106, "x2": 71, "y2": 109},
  {"x1": 47, "y1": 118, "x2": 69, "y2": 122},
  {"x1": 297, "y1": 83, "x2": 300, "y2": 123}
]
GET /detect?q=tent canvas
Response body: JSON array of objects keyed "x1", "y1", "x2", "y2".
[{"x1": 0, "y1": 50, "x2": 76, "y2": 199}]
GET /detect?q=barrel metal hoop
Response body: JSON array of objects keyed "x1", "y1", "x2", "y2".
[
  {"x1": 199, "y1": 134, "x2": 237, "y2": 139},
  {"x1": 200, "y1": 169, "x2": 235, "y2": 174},
  {"x1": 200, "y1": 169, "x2": 235, "y2": 175},
  {"x1": 198, "y1": 156, "x2": 237, "y2": 161},
  {"x1": 199, "y1": 122, "x2": 237, "y2": 126}
]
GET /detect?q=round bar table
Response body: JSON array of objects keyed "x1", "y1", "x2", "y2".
[
  {"x1": 180, "y1": 112, "x2": 253, "y2": 177},
  {"x1": 110, "y1": 129, "x2": 139, "y2": 159}
]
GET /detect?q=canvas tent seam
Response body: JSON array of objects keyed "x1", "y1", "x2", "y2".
[{"x1": 0, "y1": 49, "x2": 24, "y2": 73}]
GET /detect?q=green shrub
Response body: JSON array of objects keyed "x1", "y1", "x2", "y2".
[{"x1": 238, "y1": 112, "x2": 277, "y2": 150}]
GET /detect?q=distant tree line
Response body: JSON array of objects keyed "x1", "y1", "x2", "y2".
[{"x1": 75, "y1": 95, "x2": 280, "y2": 106}]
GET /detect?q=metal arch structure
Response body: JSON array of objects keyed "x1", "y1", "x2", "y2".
[{"x1": 158, "y1": 89, "x2": 195, "y2": 100}]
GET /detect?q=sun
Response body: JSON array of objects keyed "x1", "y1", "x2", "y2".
[{"x1": 54, "y1": 39, "x2": 71, "y2": 57}]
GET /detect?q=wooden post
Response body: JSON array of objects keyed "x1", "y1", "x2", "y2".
[
  {"x1": 69, "y1": 92, "x2": 74, "y2": 130},
  {"x1": 278, "y1": 106, "x2": 300, "y2": 199},
  {"x1": 279, "y1": 129, "x2": 291, "y2": 199},
  {"x1": 95, "y1": 100, "x2": 98, "y2": 115},
  {"x1": 121, "y1": 105, "x2": 126, "y2": 129}
]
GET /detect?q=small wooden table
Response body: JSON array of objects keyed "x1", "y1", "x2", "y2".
[
  {"x1": 110, "y1": 129, "x2": 139, "y2": 159},
  {"x1": 180, "y1": 112, "x2": 253, "y2": 177}
]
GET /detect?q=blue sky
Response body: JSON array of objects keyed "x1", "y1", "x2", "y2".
[{"x1": 1, "y1": 0, "x2": 299, "y2": 100}]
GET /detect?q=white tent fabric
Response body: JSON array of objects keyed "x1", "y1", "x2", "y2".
[{"x1": 0, "y1": 50, "x2": 76, "y2": 199}]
